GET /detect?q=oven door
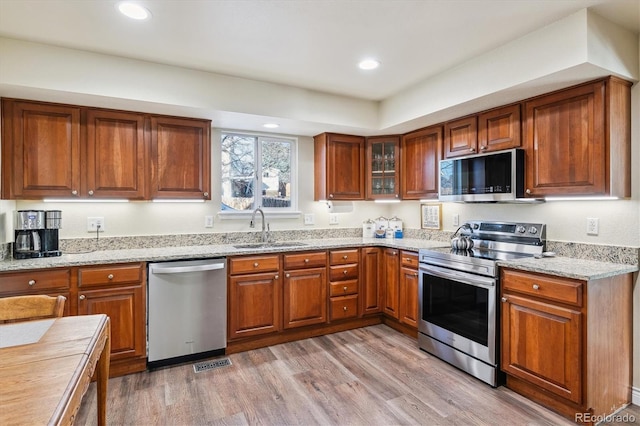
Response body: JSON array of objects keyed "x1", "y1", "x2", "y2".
[{"x1": 418, "y1": 263, "x2": 497, "y2": 365}]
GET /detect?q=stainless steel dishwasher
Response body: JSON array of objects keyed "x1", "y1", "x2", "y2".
[{"x1": 148, "y1": 258, "x2": 227, "y2": 368}]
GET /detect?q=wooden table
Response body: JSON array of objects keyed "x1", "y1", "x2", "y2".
[{"x1": 0, "y1": 314, "x2": 110, "y2": 425}]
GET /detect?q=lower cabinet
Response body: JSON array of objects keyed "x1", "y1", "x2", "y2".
[
  {"x1": 360, "y1": 247, "x2": 383, "y2": 315},
  {"x1": 501, "y1": 268, "x2": 632, "y2": 421},
  {"x1": 382, "y1": 248, "x2": 400, "y2": 318},
  {"x1": 283, "y1": 252, "x2": 327, "y2": 329},
  {"x1": 0, "y1": 268, "x2": 72, "y2": 316},
  {"x1": 328, "y1": 249, "x2": 360, "y2": 320},
  {"x1": 77, "y1": 263, "x2": 146, "y2": 377},
  {"x1": 228, "y1": 255, "x2": 282, "y2": 340},
  {"x1": 398, "y1": 251, "x2": 419, "y2": 329}
]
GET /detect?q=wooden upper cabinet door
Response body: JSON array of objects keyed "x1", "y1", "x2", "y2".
[
  {"x1": 400, "y1": 125, "x2": 442, "y2": 200},
  {"x1": 1, "y1": 99, "x2": 81, "y2": 198},
  {"x1": 524, "y1": 81, "x2": 605, "y2": 197},
  {"x1": 366, "y1": 135, "x2": 400, "y2": 200},
  {"x1": 150, "y1": 116, "x2": 211, "y2": 199},
  {"x1": 477, "y1": 104, "x2": 521, "y2": 153},
  {"x1": 444, "y1": 116, "x2": 477, "y2": 158},
  {"x1": 314, "y1": 133, "x2": 365, "y2": 201},
  {"x1": 86, "y1": 110, "x2": 147, "y2": 199}
]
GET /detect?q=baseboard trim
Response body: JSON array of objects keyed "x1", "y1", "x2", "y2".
[{"x1": 632, "y1": 386, "x2": 640, "y2": 406}]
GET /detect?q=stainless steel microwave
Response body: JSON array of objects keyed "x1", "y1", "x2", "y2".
[{"x1": 439, "y1": 149, "x2": 525, "y2": 202}]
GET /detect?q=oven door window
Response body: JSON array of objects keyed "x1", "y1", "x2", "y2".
[{"x1": 422, "y1": 273, "x2": 489, "y2": 346}]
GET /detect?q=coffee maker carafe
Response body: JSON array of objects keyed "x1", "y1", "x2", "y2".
[{"x1": 13, "y1": 210, "x2": 45, "y2": 259}]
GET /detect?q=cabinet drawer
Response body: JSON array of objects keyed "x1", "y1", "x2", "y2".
[
  {"x1": 0, "y1": 269, "x2": 70, "y2": 294},
  {"x1": 330, "y1": 249, "x2": 359, "y2": 265},
  {"x1": 400, "y1": 251, "x2": 418, "y2": 268},
  {"x1": 78, "y1": 263, "x2": 143, "y2": 287},
  {"x1": 329, "y1": 264, "x2": 359, "y2": 281},
  {"x1": 329, "y1": 279, "x2": 358, "y2": 297},
  {"x1": 502, "y1": 269, "x2": 583, "y2": 307},
  {"x1": 330, "y1": 295, "x2": 359, "y2": 320},
  {"x1": 283, "y1": 251, "x2": 327, "y2": 270},
  {"x1": 229, "y1": 255, "x2": 280, "y2": 275}
]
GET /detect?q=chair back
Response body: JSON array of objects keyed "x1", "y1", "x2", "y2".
[{"x1": 0, "y1": 295, "x2": 66, "y2": 323}]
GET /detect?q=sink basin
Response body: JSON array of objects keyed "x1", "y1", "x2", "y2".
[{"x1": 233, "y1": 241, "x2": 308, "y2": 249}]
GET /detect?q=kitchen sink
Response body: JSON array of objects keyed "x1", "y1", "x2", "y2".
[{"x1": 232, "y1": 241, "x2": 308, "y2": 249}]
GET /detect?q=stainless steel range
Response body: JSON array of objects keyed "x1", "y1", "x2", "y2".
[{"x1": 418, "y1": 221, "x2": 546, "y2": 387}]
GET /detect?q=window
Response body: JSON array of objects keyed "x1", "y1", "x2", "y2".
[{"x1": 221, "y1": 133, "x2": 297, "y2": 213}]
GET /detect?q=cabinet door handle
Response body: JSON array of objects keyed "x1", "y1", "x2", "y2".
[
  {"x1": 343, "y1": 286, "x2": 348, "y2": 292},
  {"x1": 329, "y1": 194, "x2": 334, "y2": 198},
  {"x1": 343, "y1": 306, "x2": 348, "y2": 312},
  {"x1": 28, "y1": 279, "x2": 36, "y2": 286},
  {"x1": 71, "y1": 190, "x2": 78, "y2": 196},
  {"x1": 480, "y1": 146, "x2": 487, "y2": 151},
  {"x1": 469, "y1": 148, "x2": 475, "y2": 152},
  {"x1": 501, "y1": 297, "x2": 507, "y2": 303},
  {"x1": 88, "y1": 190, "x2": 94, "y2": 196},
  {"x1": 304, "y1": 258, "x2": 309, "y2": 263},
  {"x1": 274, "y1": 275, "x2": 279, "y2": 280},
  {"x1": 286, "y1": 273, "x2": 290, "y2": 278},
  {"x1": 254, "y1": 262, "x2": 259, "y2": 267},
  {"x1": 203, "y1": 192, "x2": 209, "y2": 198},
  {"x1": 79, "y1": 295, "x2": 86, "y2": 300},
  {"x1": 532, "y1": 284, "x2": 540, "y2": 290},
  {"x1": 107, "y1": 274, "x2": 114, "y2": 280},
  {"x1": 392, "y1": 251, "x2": 397, "y2": 255},
  {"x1": 414, "y1": 273, "x2": 418, "y2": 277},
  {"x1": 526, "y1": 189, "x2": 531, "y2": 194}
]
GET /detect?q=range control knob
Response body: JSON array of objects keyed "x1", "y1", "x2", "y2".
[
  {"x1": 472, "y1": 223, "x2": 480, "y2": 230},
  {"x1": 516, "y1": 225, "x2": 526, "y2": 233},
  {"x1": 528, "y1": 227, "x2": 538, "y2": 234}
]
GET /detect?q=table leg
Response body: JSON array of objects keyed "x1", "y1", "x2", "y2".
[{"x1": 96, "y1": 319, "x2": 111, "y2": 426}]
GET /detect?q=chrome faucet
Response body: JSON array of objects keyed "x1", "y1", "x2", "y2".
[{"x1": 250, "y1": 207, "x2": 269, "y2": 242}]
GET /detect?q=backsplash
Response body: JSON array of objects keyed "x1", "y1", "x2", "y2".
[{"x1": 2, "y1": 228, "x2": 637, "y2": 266}]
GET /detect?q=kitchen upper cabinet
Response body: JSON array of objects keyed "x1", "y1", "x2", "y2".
[
  {"x1": 366, "y1": 135, "x2": 400, "y2": 200},
  {"x1": 86, "y1": 109, "x2": 147, "y2": 199},
  {"x1": 400, "y1": 125, "x2": 442, "y2": 200},
  {"x1": 501, "y1": 268, "x2": 632, "y2": 421},
  {"x1": 477, "y1": 104, "x2": 521, "y2": 152},
  {"x1": 444, "y1": 115, "x2": 477, "y2": 158},
  {"x1": 1, "y1": 98, "x2": 211, "y2": 200},
  {"x1": 1, "y1": 99, "x2": 81, "y2": 199},
  {"x1": 523, "y1": 77, "x2": 631, "y2": 198},
  {"x1": 314, "y1": 133, "x2": 365, "y2": 201},
  {"x1": 150, "y1": 116, "x2": 211, "y2": 200}
]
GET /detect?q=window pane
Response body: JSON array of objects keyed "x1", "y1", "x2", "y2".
[
  {"x1": 261, "y1": 139, "x2": 291, "y2": 208},
  {"x1": 221, "y1": 134, "x2": 256, "y2": 211}
]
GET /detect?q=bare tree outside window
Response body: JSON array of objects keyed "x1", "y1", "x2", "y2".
[{"x1": 221, "y1": 133, "x2": 294, "y2": 211}]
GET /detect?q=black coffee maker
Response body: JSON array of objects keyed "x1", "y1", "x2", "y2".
[{"x1": 13, "y1": 210, "x2": 62, "y2": 259}]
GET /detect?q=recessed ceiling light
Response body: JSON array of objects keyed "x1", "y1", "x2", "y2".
[
  {"x1": 263, "y1": 123, "x2": 280, "y2": 129},
  {"x1": 358, "y1": 59, "x2": 380, "y2": 70},
  {"x1": 117, "y1": 2, "x2": 151, "y2": 20}
]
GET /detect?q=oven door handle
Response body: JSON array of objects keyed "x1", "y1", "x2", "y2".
[{"x1": 419, "y1": 264, "x2": 496, "y2": 288}]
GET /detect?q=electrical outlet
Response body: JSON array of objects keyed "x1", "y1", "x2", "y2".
[
  {"x1": 87, "y1": 217, "x2": 105, "y2": 232},
  {"x1": 303, "y1": 214, "x2": 315, "y2": 225},
  {"x1": 586, "y1": 217, "x2": 599, "y2": 235},
  {"x1": 329, "y1": 213, "x2": 339, "y2": 225},
  {"x1": 453, "y1": 214, "x2": 459, "y2": 227},
  {"x1": 204, "y1": 215, "x2": 214, "y2": 228}
]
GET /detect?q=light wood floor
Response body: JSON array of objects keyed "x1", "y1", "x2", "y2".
[{"x1": 76, "y1": 325, "x2": 639, "y2": 425}]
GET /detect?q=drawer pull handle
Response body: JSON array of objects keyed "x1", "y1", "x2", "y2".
[
  {"x1": 254, "y1": 262, "x2": 259, "y2": 267},
  {"x1": 28, "y1": 279, "x2": 36, "y2": 286},
  {"x1": 343, "y1": 306, "x2": 348, "y2": 312},
  {"x1": 304, "y1": 258, "x2": 309, "y2": 263},
  {"x1": 79, "y1": 295, "x2": 86, "y2": 300},
  {"x1": 501, "y1": 297, "x2": 507, "y2": 303},
  {"x1": 343, "y1": 286, "x2": 348, "y2": 292},
  {"x1": 107, "y1": 274, "x2": 114, "y2": 280},
  {"x1": 274, "y1": 275, "x2": 279, "y2": 280},
  {"x1": 414, "y1": 273, "x2": 418, "y2": 277},
  {"x1": 286, "y1": 273, "x2": 291, "y2": 278},
  {"x1": 532, "y1": 284, "x2": 540, "y2": 290},
  {"x1": 343, "y1": 270, "x2": 348, "y2": 275},
  {"x1": 342, "y1": 255, "x2": 348, "y2": 259}
]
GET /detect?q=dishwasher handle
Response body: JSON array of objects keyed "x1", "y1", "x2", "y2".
[{"x1": 150, "y1": 261, "x2": 226, "y2": 275}]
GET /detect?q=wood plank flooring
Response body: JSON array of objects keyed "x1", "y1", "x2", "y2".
[{"x1": 76, "y1": 325, "x2": 639, "y2": 425}]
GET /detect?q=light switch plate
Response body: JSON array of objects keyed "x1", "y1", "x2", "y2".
[{"x1": 204, "y1": 215, "x2": 214, "y2": 228}]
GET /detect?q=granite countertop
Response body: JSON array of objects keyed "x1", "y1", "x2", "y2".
[{"x1": 1, "y1": 237, "x2": 636, "y2": 280}]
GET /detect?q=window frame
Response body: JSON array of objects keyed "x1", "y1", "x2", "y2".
[{"x1": 218, "y1": 131, "x2": 299, "y2": 219}]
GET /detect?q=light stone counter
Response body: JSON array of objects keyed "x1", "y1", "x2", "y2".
[
  {"x1": 0, "y1": 238, "x2": 449, "y2": 272},
  {"x1": 498, "y1": 256, "x2": 638, "y2": 281}
]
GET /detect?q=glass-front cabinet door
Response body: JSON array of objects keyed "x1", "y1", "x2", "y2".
[{"x1": 366, "y1": 136, "x2": 400, "y2": 200}]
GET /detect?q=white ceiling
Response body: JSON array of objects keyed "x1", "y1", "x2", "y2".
[{"x1": 0, "y1": 0, "x2": 638, "y2": 103}]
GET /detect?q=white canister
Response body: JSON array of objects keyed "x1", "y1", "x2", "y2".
[
  {"x1": 388, "y1": 216, "x2": 403, "y2": 232},
  {"x1": 375, "y1": 216, "x2": 388, "y2": 231},
  {"x1": 362, "y1": 219, "x2": 375, "y2": 238},
  {"x1": 385, "y1": 228, "x2": 395, "y2": 239}
]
